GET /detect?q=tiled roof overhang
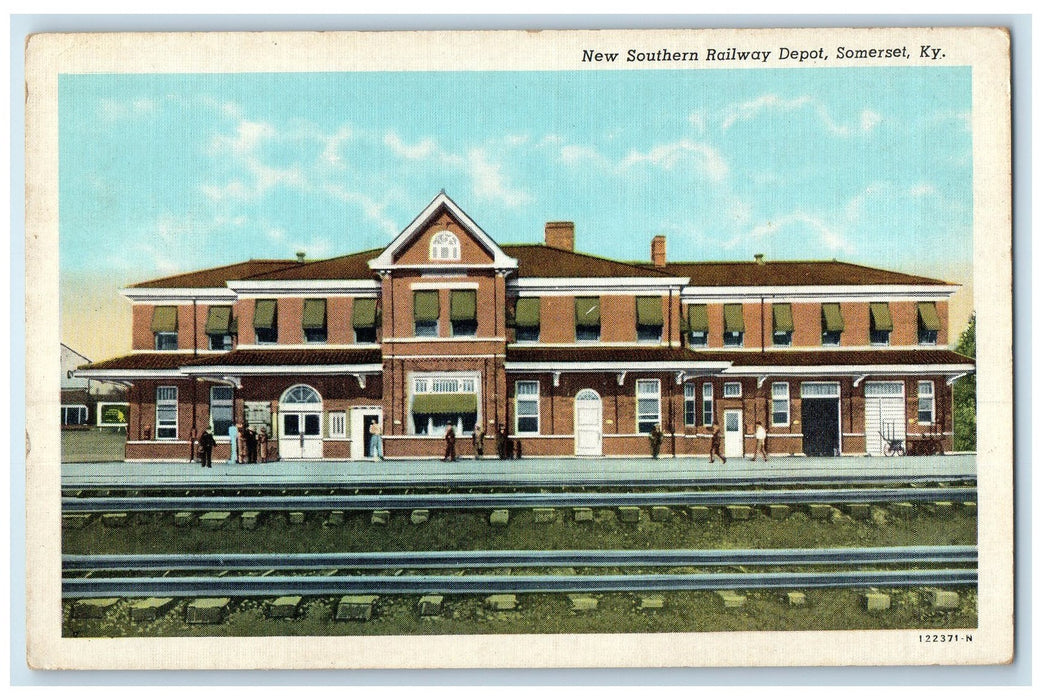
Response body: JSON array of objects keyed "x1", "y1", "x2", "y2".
[{"x1": 181, "y1": 348, "x2": 383, "y2": 375}]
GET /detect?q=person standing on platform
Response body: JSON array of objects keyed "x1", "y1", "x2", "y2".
[
  {"x1": 245, "y1": 426, "x2": 258, "y2": 464},
  {"x1": 472, "y1": 425, "x2": 485, "y2": 459},
  {"x1": 236, "y1": 423, "x2": 246, "y2": 464},
  {"x1": 228, "y1": 423, "x2": 239, "y2": 464},
  {"x1": 198, "y1": 428, "x2": 216, "y2": 469},
  {"x1": 648, "y1": 424, "x2": 664, "y2": 459},
  {"x1": 496, "y1": 424, "x2": 508, "y2": 459},
  {"x1": 368, "y1": 420, "x2": 383, "y2": 461},
  {"x1": 443, "y1": 425, "x2": 457, "y2": 462},
  {"x1": 708, "y1": 423, "x2": 726, "y2": 464},
  {"x1": 752, "y1": 421, "x2": 768, "y2": 462},
  {"x1": 258, "y1": 427, "x2": 269, "y2": 463}
]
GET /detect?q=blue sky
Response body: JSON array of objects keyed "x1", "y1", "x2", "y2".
[{"x1": 59, "y1": 68, "x2": 973, "y2": 358}]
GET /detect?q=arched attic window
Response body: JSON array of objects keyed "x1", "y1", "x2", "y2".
[{"x1": 429, "y1": 230, "x2": 461, "y2": 261}]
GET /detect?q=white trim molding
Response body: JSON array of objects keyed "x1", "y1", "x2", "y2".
[
  {"x1": 228, "y1": 280, "x2": 380, "y2": 297},
  {"x1": 122, "y1": 287, "x2": 237, "y2": 303},
  {"x1": 182, "y1": 363, "x2": 384, "y2": 377},
  {"x1": 722, "y1": 363, "x2": 976, "y2": 377},
  {"x1": 369, "y1": 192, "x2": 519, "y2": 271},
  {"x1": 680, "y1": 283, "x2": 959, "y2": 303},
  {"x1": 511, "y1": 277, "x2": 688, "y2": 295}
]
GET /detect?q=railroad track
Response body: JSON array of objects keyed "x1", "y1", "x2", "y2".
[
  {"x1": 62, "y1": 545, "x2": 978, "y2": 572},
  {"x1": 62, "y1": 546, "x2": 977, "y2": 599},
  {"x1": 61, "y1": 486, "x2": 977, "y2": 513}
]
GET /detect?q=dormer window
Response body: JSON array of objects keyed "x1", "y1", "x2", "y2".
[{"x1": 429, "y1": 230, "x2": 461, "y2": 261}]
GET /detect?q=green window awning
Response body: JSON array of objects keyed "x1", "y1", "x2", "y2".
[
  {"x1": 917, "y1": 302, "x2": 941, "y2": 331},
  {"x1": 822, "y1": 303, "x2": 845, "y2": 332},
  {"x1": 450, "y1": 290, "x2": 477, "y2": 321},
  {"x1": 772, "y1": 303, "x2": 794, "y2": 332},
  {"x1": 414, "y1": 291, "x2": 440, "y2": 322},
  {"x1": 574, "y1": 297, "x2": 601, "y2": 325},
  {"x1": 204, "y1": 306, "x2": 232, "y2": 334},
  {"x1": 723, "y1": 304, "x2": 745, "y2": 332},
  {"x1": 514, "y1": 298, "x2": 540, "y2": 328},
  {"x1": 151, "y1": 306, "x2": 178, "y2": 333},
  {"x1": 870, "y1": 302, "x2": 893, "y2": 331},
  {"x1": 412, "y1": 393, "x2": 478, "y2": 415},
  {"x1": 687, "y1": 304, "x2": 709, "y2": 332},
  {"x1": 352, "y1": 298, "x2": 378, "y2": 328},
  {"x1": 302, "y1": 299, "x2": 327, "y2": 329},
  {"x1": 253, "y1": 300, "x2": 277, "y2": 330},
  {"x1": 636, "y1": 296, "x2": 664, "y2": 326}
]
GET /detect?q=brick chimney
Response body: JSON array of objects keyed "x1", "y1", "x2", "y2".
[
  {"x1": 545, "y1": 221, "x2": 575, "y2": 251},
  {"x1": 651, "y1": 235, "x2": 667, "y2": 267}
]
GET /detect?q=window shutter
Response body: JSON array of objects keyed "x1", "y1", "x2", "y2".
[
  {"x1": 869, "y1": 302, "x2": 893, "y2": 331},
  {"x1": 574, "y1": 297, "x2": 601, "y2": 325},
  {"x1": 822, "y1": 303, "x2": 845, "y2": 331},
  {"x1": 772, "y1": 303, "x2": 794, "y2": 332},
  {"x1": 151, "y1": 306, "x2": 178, "y2": 332},
  {"x1": 302, "y1": 299, "x2": 327, "y2": 329},
  {"x1": 352, "y1": 298, "x2": 378, "y2": 328},
  {"x1": 723, "y1": 304, "x2": 745, "y2": 332},
  {"x1": 917, "y1": 302, "x2": 940, "y2": 331},
  {"x1": 636, "y1": 297, "x2": 664, "y2": 325},
  {"x1": 253, "y1": 300, "x2": 277, "y2": 330},
  {"x1": 204, "y1": 306, "x2": 232, "y2": 334},
  {"x1": 450, "y1": 290, "x2": 477, "y2": 321},
  {"x1": 514, "y1": 298, "x2": 540, "y2": 328},
  {"x1": 413, "y1": 291, "x2": 440, "y2": 322},
  {"x1": 687, "y1": 304, "x2": 709, "y2": 332}
]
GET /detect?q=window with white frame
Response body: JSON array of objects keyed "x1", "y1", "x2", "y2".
[
  {"x1": 636, "y1": 379, "x2": 661, "y2": 433},
  {"x1": 515, "y1": 381, "x2": 540, "y2": 434},
  {"x1": 702, "y1": 383, "x2": 714, "y2": 426},
  {"x1": 328, "y1": 411, "x2": 347, "y2": 439},
  {"x1": 723, "y1": 382, "x2": 742, "y2": 398},
  {"x1": 429, "y1": 231, "x2": 461, "y2": 261},
  {"x1": 61, "y1": 405, "x2": 88, "y2": 426},
  {"x1": 410, "y1": 374, "x2": 479, "y2": 436},
  {"x1": 684, "y1": 384, "x2": 696, "y2": 426},
  {"x1": 918, "y1": 381, "x2": 935, "y2": 424},
  {"x1": 155, "y1": 386, "x2": 178, "y2": 439},
  {"x1": 209, "y1": 386, "x2": 234, "y2": 436},
  {"x1": 771, "y1": 382, "x2": 790, "y2": 426}
]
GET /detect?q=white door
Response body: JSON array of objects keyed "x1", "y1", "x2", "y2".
[
  {"x1": 574, "y1": 389, "x2": 602, "y2": 456},
  {"x1": 865, "y1": 382, "x2": 906, "y2": 455},
  {"x1": 724, "y1": 409, "x2": 744, "y2": 458},
  {"x1": 278, "y1": 384, "x2": 324, "y2": 460},
  {"x1": 350, "y1": 407, "x2": 383, "y2": 460},
  {"x1": 280, "y1": 412, "x2": 322, "y2": 459}
]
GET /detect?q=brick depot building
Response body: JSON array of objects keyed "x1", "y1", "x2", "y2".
[{"x1": 77, "y1": 193, "x2": 975, "y2": 462}]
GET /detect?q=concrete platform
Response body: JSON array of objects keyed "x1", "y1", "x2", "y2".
[{"x1": 61, "y1": 454, "x2": 976, "y2": 489}]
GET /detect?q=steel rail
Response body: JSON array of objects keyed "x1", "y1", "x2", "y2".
[
  {"x1": 60, "y1": 473, "x2": 976, "y2": 492},
  {"x1": 61, "y1": 487, "x2": 977, "y2": 512},
  {"x1": 62, "y1": 569, "x2": 978, "y2": 598},
  {"x1": 61, "y1": 545, "x2": 978, "y2": 572}
]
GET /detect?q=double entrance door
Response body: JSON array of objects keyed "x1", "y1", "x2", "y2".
[{"x1": 280, "y1": 411, "x2": 322, "y2": 459}]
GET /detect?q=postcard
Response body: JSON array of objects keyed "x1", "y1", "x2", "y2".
[{"x1": 25, "y1": 26, "x2": 1012, "y2": 669}]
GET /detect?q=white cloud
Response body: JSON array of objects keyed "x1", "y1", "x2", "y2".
[
  {"x1": 860, "y1": 109, "x2": 882, "y2": 132},
  {"x1": 203, "y1": 119, "x2": 307, "y2": 201},
  {"x1": 747, "y1": 212, "x2": 852, "y2": 253},
  {"x1": 468, "y1": 148, "x2": 532, "y2": 207},
  {"x1": 909, "y1": 183, "x2": 938, "y2": 197},
  {"x1": 320, "y1": 125, "x2": 354, "y2": 167},
  {"x1": 688, "y1": 110, "x2": 707, "y2": 134},
  {"x1": 98, "y1": 97, "x2": 156, "y2": 121},
  {"x1": 323, "y1": 184, "x2": 400, "y2": 236},
  {"x1": 722, "y1": 94, "x2": 853, "y2": 136},
  {"x1": 620, "y1": 140, "x2": 729, "y2": 180}
]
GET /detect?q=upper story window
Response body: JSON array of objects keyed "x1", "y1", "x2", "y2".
[
  {"x1": 636, "y1": 296, "x2": 664, "y2": 343},
  {"x1": 413, "y1": 290, "x2": 440, "y2": 337},
  {"x1": 253, "y1": 299, "x2": 278, "y2": 344},
  {"x1": 772, "y1": 303, "x2": 793, "y2": 346},
  {"x1": 205, "y1": 306, "x2": 234, "y2": 351},
  {"x1": 574, "y1": 297, "x2": 601, "y2": 342},
  {"x1": 821, "y1": 303, "x2": 844, "y2": 346},
  {"x1": 302, "y1": 299, "x2": 328, "y2": 343},
  {"x1": 869, "y1": 302, "x2": 893, "y2": 345},
  {"x1": 723, "y1": 382, "x2": 743, "y2": 398},
  {"x1": 450, "y1": 290, "x2": 478, "y2": 336},
  {"x1": 514, "y1": 298, "x2": 540, "y2": 343},
  {"x1": 686, "y1": 304, "x2": 708, "y2": 347},
  {"x1": 723, "y1": 304, "x2": 745, "y2": 347},
  {"x1": 151, "y1": 306, "x2": 178, "y2": 350},
  {"x1": 429, "y1": 230, "x2": 461, "y2": 261},
  {"x1": 352, "y1": 298, "x2": 379, "y2": 343},
  {"x1": 917, "y1": 302, "x2": 940, "y2": 345}
]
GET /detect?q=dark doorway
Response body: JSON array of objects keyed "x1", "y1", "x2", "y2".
[
  {"x1": 802, "y1": 398, "x2": 840, "y2": 456},
  {"x1": 362, "y1": 414, "x2": 380, "y2": 458}
]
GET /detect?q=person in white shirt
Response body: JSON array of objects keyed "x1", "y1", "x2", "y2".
[{"x1": 752, "y1": 421, "x2": 768, "y2": 462}]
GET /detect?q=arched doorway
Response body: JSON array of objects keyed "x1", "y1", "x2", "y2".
[
  {"x1": 279, "y1": 384, "x2": 323, "y2": 459},
  {"x1": 574, "y1": 388, "x2": 603, "y2": 456}
]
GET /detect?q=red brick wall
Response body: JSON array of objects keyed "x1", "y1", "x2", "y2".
[{"x1": 236, "y1": 299, "x2": 256, "y2": 345}]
